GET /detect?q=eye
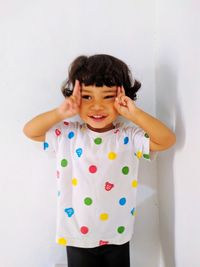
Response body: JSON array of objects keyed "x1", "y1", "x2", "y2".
[
  {"x1": 82, "y1": 95, "x2": 92, "y2": 100},
  {"x1": 104, "y1": 95, "x2": 115, "y2": 99}
]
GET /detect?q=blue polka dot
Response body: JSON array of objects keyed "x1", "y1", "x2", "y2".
[
  {"x1": 131, "y1": 208, "x2": 135, "y2": 215},
  {"x1": 43, "y1": 142, "x2": 49, "y2": 150},
  {"x1": 124, "y1": 137, "x2": 129, "y2": 144},
  {"x1": 68, "y1": 131, "x2": 75, "y2": 139},
  {"x1": 64, "y1": 207, "x2": 74, "y2": 217},
  {"x1": 76, "y1": 148, "x2": 83, "y2": 157},
  {"x1": 57, "y1": 191, "x2": 61, "y2": 197},
  {"x1": 119, "y1": 197, "x2": 126, "y2": 206}
]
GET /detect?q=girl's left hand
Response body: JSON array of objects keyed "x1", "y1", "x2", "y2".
[{"x1": 114, "y1": 86, "x2": 137, "y2": 120}]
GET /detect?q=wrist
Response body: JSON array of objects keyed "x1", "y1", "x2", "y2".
[
  {"x1": 54, "y1": 108, "x2": 66, "y2": 121},
  {"x1": 129, "y1": 107, "x2": 143, "y2": 123}
]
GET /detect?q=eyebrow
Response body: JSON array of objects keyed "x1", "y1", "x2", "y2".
[{"x1": 82, "y1": 89, "x2": 117, "y2": 93}]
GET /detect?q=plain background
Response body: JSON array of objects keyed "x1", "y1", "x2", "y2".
[{"x1": 0, "y1": 1, "x2": 199, "y2": 267}]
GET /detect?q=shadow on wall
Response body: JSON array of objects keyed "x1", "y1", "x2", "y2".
[{"x1": 155, "y1": 64, "x2": 185, "y2": 267}]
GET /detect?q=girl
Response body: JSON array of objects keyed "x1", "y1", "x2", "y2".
[{"x1": 23, "y1": 54, "x2": 176, "y2": 267}]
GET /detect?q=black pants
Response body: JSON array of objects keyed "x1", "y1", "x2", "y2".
[{"x1": 66, "y1": 241, "x2": 130, "y2": 267}]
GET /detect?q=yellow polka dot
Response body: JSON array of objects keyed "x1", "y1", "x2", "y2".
[
  {"x1": 57, "y1": 237, "x2": 67, "y2": 246},
  {"x1": 72, "y1": 178, "x2": 78, "y2": 186},
  {"x1": 100, "y1": 213, "x2": 109, "y2": 221},
  {"x1": 135, "y1": 210, "x2": 137, "y2": 217},
  {"x1": 108, "y1": 152, "x2": 117, "y2": 160},
  {"x1": 136, "y1": 151, "x2": 143, "y2": 158},
  {"x1": 132, "y1": 180, "x2": 138, "y2": 188}
]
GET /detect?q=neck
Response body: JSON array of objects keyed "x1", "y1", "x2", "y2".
[{"x1": 86, "y1": 123, "x2": 115, "y2": 133}]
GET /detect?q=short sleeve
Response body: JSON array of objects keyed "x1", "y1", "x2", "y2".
[
  {"x1": 43, "y1": 122, "x2": 64, "y2": 154},
  {"x1": 124, "y1": 125, "x2": 157, "y2": 161},
  {"x1": 43, "y1": 121, "x2": 79, "y2": 154}
]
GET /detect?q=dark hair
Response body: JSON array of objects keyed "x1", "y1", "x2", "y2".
[{"x1": 61, "y1": 54, "x2": 141, "y2": 100}]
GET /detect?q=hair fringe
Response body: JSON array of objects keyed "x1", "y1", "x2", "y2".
[{"x1": 61, "y1": 54, "x2": 141, "y2": 100}]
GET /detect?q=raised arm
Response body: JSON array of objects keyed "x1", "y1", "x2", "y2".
[
  {"x1": 114, "y1": 86, "x2": 176, "y2": 151},
  {"x1": 23, "y1": 80, "x2": 81, "y2": 142}
]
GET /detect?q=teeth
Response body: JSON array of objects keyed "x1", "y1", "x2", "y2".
[{"x1": 92, "y1": 115, "x2": 104, "y2": 118}]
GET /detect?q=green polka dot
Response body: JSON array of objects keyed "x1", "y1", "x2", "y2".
[
  {"x1": 61, "y1": 159, "x2": 68, "y2": 167},
  {"x1": 84, "y1": 197, "x2": 93, "y2": 205},
  {"x1": 117, "y1": 226, "x2": 125, "y2": 234},
  {"x1": 143, "y1": 154, "x2": 150, "y2": 159},
  {"x1": 94, "y1": 137, "x2": 102, "y2": 145},
  {"x1": 144, "y1": 133, "x2": 149, "y2": 138},
  {"x1": 122, "y1": 166, "x2": 129, "y2": 175}
]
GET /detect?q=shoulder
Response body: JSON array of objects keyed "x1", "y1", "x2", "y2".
[
  {"x1": 47, "y1": 121, "x2": 83, "y2": 138},
  {"x1": 115, "y1": 121, "x2": 140, "y2": 134}
]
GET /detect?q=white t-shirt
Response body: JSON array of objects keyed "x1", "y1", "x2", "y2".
[{"x1": 44, "y1": 121, "x2": 154, "y2": 248}]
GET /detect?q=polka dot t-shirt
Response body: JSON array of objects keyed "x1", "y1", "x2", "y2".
[{"x1": 44, "y1": 121, "x2": 154, "y2": 248}]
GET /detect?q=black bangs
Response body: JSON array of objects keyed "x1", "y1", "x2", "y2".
[
  {"x1": 75, "y1": 55, "x2": 123, "y2": 87},
  {"x1": 79, "y1": 73, "x2": 122, "y2": 88},
  {"x1": 61, "y1": 54, "x2": 141, "y2": 100}
]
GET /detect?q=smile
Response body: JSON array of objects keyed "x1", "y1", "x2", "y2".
[{"x1": 89, "y1": 114, "x2": 107, "y2": 121}]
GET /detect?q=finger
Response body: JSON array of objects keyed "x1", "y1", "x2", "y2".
[
  {"x1": 122, "y1": 96, "x2": 127, "y2": 106},
  {"x1": 117, "y1": 90, "x2": 125, "y2": 105},
  {"x1": 117, "y1": 95, "x2": 127, "y2": 106},
  {"x1": 115, "y1": 87, "x2": 120, "y2": 102},
  {"x1": 69, "y1": 97, "x2": 78, "y2": 109},
  {"x1": 72, "y1": 80, "x2": 81, "y2": 104},
  {"x1": 72, "y1": 80, "x2": 81, "y2": 97},
  {"x1": 121, "y1": 86, "x2": 126, "y2": 95}
]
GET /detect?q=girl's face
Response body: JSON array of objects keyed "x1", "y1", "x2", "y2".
[{"x1": 79, "y1": 84, "x2": 119, "y2": 132}]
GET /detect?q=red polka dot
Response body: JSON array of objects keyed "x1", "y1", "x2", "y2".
[
  {"x1": 89, "y1": 165, "x2": 97, "y2": 173},
  {"x1": 64, "y1": 121, "x2": 69, "y2": 126},
  {"x1": 80, "y1": 226, "x2": 89, "y2": 234},
  {"x1": 99, "y1": 240, "x2": 109, "y2": 246},
  {"x1": 55, "y1": 129, "x2": 61, "y2": 136}
]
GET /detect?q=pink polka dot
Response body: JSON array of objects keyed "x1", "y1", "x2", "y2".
[
  {"x1": 89, "y1": 165, "x2": 97, "y2": 173},
  {"x1": 80, "y1": 226, "x2": 89, "y2": 234}
]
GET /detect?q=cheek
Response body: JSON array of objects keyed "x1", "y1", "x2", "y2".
[
  {"x1": 79, "y1": 104, "x2": 88, "y2": 118},
  {"x1": 79, "y1": 102, "x2": 86, "y2": 111},
  {"x1": 111, "y1": 106, "x2": 119, "y2": 116}
]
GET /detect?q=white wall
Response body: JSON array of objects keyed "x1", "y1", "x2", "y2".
[
  {"x1": 155, "y1": 1, "x2": 200, "y2": 267},
  {"x1": 0, "y1": 1, "x2": 159, "y2": 267}
]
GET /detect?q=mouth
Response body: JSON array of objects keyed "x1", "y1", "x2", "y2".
[{"x1": 88, "y1": 114, "x2": 108, "y2": 122}]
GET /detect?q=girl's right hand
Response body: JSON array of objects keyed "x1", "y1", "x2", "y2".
[{"x1": 57, "y1": 80, "x2": 81, "y2": 120}]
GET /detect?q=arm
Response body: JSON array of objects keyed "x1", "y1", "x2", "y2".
[
  {"x1": 23, "y1": 80, "x2": 81, "y2": 142},
  {"x1": 114, "y1": 87, "x2": 176, "y2": 151},
  {"x1": 128, "y1": 107, "x2": 176, "y2": 151},
  {"x1": 23, "y1": 109, "x2": 64, "y2": 141}
]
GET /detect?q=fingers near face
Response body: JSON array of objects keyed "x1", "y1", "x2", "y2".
[
  {"x1": 73, "y1": 80, "x2": 81, "y2": 96},
  {"x1": 117, "y1": 86, "x2": 125, "y2": 95},
  {"x1": 72, "y1": 80, "x2": 81, "y2": 104},
  {"x1": 116, "y1": 86, "x2": 127, "y2": 106},
  {"x1": 121, "y1": 86, "x2": 125, "y2": 95}
]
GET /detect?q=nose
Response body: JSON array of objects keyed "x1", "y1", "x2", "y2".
[{"x1": 90, "y1": 99, "x2": 104, "y2": 110}]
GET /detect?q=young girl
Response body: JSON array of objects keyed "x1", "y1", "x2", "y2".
[{"x1": 23, "y1": 54, "x2": 176, "y2": 267}]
